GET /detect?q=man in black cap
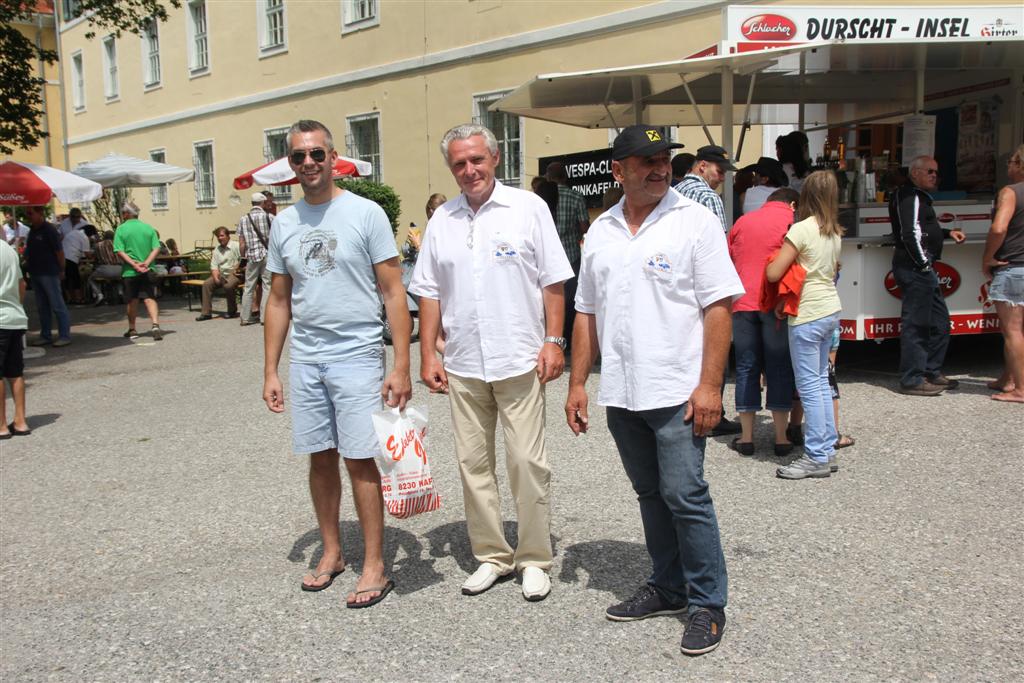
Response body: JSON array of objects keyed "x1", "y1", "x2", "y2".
[
  {"x1": 674, "y1": 145, "x2": 737, "y2": 232},
  {"x1": 567, "y1": 124, "x2": 741, "y2": 656}
]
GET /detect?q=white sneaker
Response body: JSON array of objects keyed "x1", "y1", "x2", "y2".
[
  {"x1": 461, "y1": 563, "x2": 508, "y2": 596},
  {"x1": 521, "y1": 566, "x2": 551, "y2": 602}
]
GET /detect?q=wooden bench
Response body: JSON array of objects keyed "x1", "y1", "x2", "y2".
[
  {"x1": 90, "y1": 270, "x2": 211, "y2": 306},
  {"x1": 180, "y1": 274, "x2": 241, "y2": 312}
]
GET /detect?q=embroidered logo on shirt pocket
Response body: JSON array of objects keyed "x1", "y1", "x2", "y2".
[
  {"x1": 491, "y1": 240, "x2": 521, "y2": 265},
  {"x1": 642, "y1": 252, "x2": 673, "y2": 280}
]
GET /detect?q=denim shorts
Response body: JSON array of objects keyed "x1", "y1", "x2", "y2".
[
  {"x1": 290, "y1": 351, "x2": 384, "y2": 458},
  {"x1": 989, "y1": 265, "x2": 1024, "y2": 306}
]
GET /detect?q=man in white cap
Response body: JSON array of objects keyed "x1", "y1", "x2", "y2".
[{"x1": 236, "y1": 191, "x2": 274, "y2": 326}]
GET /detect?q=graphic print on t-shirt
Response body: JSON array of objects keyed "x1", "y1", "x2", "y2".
[
  {"x1": 643, "y1": 252, "x2": 673, "y2": 280},
  {"x1": 300, "y1": 230, "x2": 338, "y2": 277}
]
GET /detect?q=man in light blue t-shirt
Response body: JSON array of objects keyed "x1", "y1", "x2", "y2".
[{"x1": 263, "y1": 119, "x2": 412, "y2": 609}]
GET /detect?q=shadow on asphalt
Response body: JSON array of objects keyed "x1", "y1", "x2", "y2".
[
  {"x1": 288, "y1": 521, "x2": 449, "y2": 595},
  {"x1": 558, "y1": 540, "x2": 651, "y2": 602},
  {"x1": 22, "y1": 412, "x2": 60, "y2": 431}
]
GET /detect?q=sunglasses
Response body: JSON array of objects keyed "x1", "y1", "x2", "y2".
[
  {"x1": 289, "y1": 148, "x2": 328, "y2": 165},
  {"x1": 923, "y1": 169, "x2": 938, "y2": 176}
]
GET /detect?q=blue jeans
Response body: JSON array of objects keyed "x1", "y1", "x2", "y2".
[
  {"x1": 892, "y1": 263, "x2": 950, "y2": 387},
  {"x1": 733, "y1": 310, "x2": 795, "y2": 412},
  {"x1": 789, "y1": 313, "x2": 839, "y2": 463},
  {"x1": 606, "y1": 403, "x2": 727, "y2": 610},
  {"x1": 32, "y1": 274, "x2": 71, "y2": 342}
]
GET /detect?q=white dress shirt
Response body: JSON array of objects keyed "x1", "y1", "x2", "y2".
[
  {"x1": 576, "y1": 190, "x2": 744, "y2": 411},
  {"x1": 62, "y1": 228, "x2": 91, "y2": 264},
  {"x1": 409, "y1": 181, "x2": 574, "y2": 382}
]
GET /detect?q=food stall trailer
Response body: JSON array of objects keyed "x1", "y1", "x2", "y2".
[{"x1": 494, "y1": 4, "x2": 1024, "y2": 340}]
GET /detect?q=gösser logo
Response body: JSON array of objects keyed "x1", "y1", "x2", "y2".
[
  {"x1": 938, "y1": 212, "x2": 956, "y2": 224},
  {"x1": 741, "y1": 14, "x2": 797, "y2": 41},
  {"x1": 884, "y1": 262, "x2": 962, "y2": 300}
]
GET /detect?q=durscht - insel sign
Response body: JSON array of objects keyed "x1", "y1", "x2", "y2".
[{"x1": 725, "y1": 5, "x2": 1023, "y2": 44}]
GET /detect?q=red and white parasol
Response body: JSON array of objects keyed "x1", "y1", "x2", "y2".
[
  {"x1": 0, "y1": 160, "x2": 103, "y2": 205},
  {"x1": 233, "y1": 155, "x2": 372, "y2": 190}
]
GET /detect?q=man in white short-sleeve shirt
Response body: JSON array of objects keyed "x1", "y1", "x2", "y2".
[
  {"x1": 409, "y1": 123, "x2": 573, "y2": 602},
  {"x1": 565, "y1": 125, "x2": 743, "y2": 656},
  {"x1": 263, "y1": 119, "x2": 412, "y2": 609}
]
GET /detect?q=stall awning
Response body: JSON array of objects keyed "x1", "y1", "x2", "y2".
[{"x1": 493, "y1": 39, "x2": 1024, "y2": 129}]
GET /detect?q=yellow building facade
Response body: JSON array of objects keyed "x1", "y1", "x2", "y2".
[
  {"x1": 57, "y1": 0, "x2": 982, "y2": 248},
  {"x1": 9, "y1": 3, "x2": 64, "y2": 170}
]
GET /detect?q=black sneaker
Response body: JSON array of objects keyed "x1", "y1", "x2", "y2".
[
  {"x1": 606, "y1": 585, "x2": 687, "y2": 622},
  {"x1": 123, "y1": 329, "x2": 138, "y2": 340},
  {"x1": 151, "y1": 325, "x2": 163, "y2": 341},
  {"x1": 680, "y1": 607, "x2": 726, "y2": 656},
  {"x1": 710, "y1": 416, "x2": 742, "y2": 436}
]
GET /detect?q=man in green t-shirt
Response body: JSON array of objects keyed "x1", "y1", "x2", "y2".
[{"x1": 112, "y1": 202, "x2": 163, "y2": 341}]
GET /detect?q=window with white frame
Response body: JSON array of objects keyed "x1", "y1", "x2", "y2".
[
  {"x1": 186, "y1": 0, "x2": 210, "y2": 74},
  {"x1": 61, "y1": 0, "x2": 82, "y2": 22},
  {"x1": 102, "y1": 36, "x2": 118, "y2": 101},
  {"x1": 346, "y1": 114, "x2": 381, "y2": 183},
  {"x1": 141, "y1": 18, "x2": 161, "y2": 88},
  {"x1": 71, "y1": 51, "x2": 85, "y2": 111},
  {"x1": 259, "y1": 0, "x2": 287, "y2": 53},
  {"x1": 473, "y1": 92, "x2": 522, "y2": 188},
  {"x1": 149, "y1": 149, "x2": 168, "y2": 209},
  {"x1": 193, "y1": 141, "x2": 216, "y2": 207},
  {"x1": 342, "y1": 0, "x2": 378, "y2": 32},
  {"x1": 263, "y1": 127, "x2": 291, "y2": 202}
]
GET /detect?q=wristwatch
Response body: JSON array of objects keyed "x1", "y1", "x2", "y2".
[{"x1": 544, "y1": 336, "x2": 567, "y2": 351}]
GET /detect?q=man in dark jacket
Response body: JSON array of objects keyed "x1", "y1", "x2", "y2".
[
  {"x1": 888, "y1": 156, "x2": 965, "y2": 396},
  {"x1": 23, "y1": 206, "x2": 71, "y2": 347}
]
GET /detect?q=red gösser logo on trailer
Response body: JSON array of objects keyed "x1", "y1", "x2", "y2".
[
  {"x1": 741, "y1": 14, "x2": 797, "y2": 41},
  {"x1": 884, "y1": 262, "x2": 962, "y2": 299},
  {"x1": 937, "y1": 212, "x2": 956, "y2": 223}
]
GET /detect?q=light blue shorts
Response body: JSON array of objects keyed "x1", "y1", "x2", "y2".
[
  {"x1": 989, "y1": 265, "x2": 1024, "y2": 307},
  {"x1": 290, "y1": 351, "x2": 384, "y2": 458}
]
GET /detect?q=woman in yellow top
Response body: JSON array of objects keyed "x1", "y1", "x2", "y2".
[{"x1": 766, "y1": 171, "x2": 843, "y2": 480}]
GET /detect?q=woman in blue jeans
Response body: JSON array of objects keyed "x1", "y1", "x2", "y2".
[
  {"x1": 726, "y1": 187, "x2": 800, "y2": 456},
  {"x1": 766, "y1": 171, "x2": 843, "y2": 479}
]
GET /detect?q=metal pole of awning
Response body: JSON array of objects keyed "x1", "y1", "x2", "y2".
[
  {"x1": 722, "y1": 65, "x2": 734, "y2": 225},
  {"x1": 915, "y1": 44, "x2": 927, "y2": 113},
  {"x1": 632, "y1": 76, "x2": 643, "y2": 125},
  {"x1": 735, "y1": 72, "x2": 757, "y2": 162},
  {"x1": 681, "y1": 78, "x2": 716, "y2": 146}
]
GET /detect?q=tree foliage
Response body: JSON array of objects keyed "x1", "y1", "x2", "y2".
[
  {"x1": 336, "y1": 179, "x2": 402, "y2": 236},
  {"x1": 0, "y1": 0, "x2": 180, "y2": 155}
]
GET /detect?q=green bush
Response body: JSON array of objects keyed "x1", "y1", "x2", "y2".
[{"x1": 336, "y1": 179, "x2": 401, "y2": 236}]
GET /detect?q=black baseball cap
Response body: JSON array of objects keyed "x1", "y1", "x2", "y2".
[
  {"x1": 612, "y1": 125, "x2": 684, "y2": 160},
  {"x1": 696, "y1": 145, "x2": 737, "y2": 171}
]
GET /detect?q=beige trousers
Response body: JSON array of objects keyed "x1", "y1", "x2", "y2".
[{"x1": 447, "y1": 369, "x2": 552, "y2": 573}]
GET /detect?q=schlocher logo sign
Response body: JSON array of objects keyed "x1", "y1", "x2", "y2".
[
  {"x1": 884, "y1": 261, "x2": 962, "y2": 300},
  {"x1": 741, "y1": 14, "x2": 797, "y2": 41},
  {"x1": 0, "y1": 193, "x2": 28, "y2": 203}
]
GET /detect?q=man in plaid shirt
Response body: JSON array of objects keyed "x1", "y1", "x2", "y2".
[
  {"x1": 236, "y1": 192, "x2": 274, "y2": 326},
  {"x1": 546, "y1": 162, "x2": 589, "y2": 351},
  {"x1": 673, "y1": 145, "x2": 736, "y2": 232}
]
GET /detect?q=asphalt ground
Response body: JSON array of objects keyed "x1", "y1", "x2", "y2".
[{"x1": 1, "y1": 295, "x2": 1022, "y2": 682}]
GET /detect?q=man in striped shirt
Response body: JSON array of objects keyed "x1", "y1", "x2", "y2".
[
  {"x1": 236, "y1": 192, "x2": 274, "y2": 326},
  {"x1": 546, "y1": 161, "x2": 589, "y2": 351},
  {"x1": 675, "y1": 145, "x2": 742, "y2": 436},
  {"x1": 674, "y1": 145, "x2": 736, "y2": 232}
]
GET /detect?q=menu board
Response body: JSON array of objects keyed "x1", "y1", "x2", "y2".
[
  {"x1": 956, "y1": 101, "x2": 997, "y2": 193},
  {"x1": 901, "y1": 115, "x2": 935, "y2": 166}
]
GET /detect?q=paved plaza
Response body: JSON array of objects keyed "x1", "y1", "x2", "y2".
[{"x1": 1, "y1": 296, "x2": 1022, "y2": 681}]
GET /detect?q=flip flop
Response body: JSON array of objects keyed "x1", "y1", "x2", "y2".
[
  {"x1": 346, "y1": 579, "x2": 395, "y2": 609},
  {"x1": 0, "y1": 432, "x2": 11, "y2": 440},
  {"x1": 300, "y1": 566, "x2": 346, "y2": 592},
  {"x1": 834, "y1": 434, "x2": 855, "y2": 449},
  {"x1": 7, "y1": 423, "x2": 31, "y2": 436}
]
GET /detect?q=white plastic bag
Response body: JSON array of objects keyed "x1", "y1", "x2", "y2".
[{"x1": 370, "y1": 406, "x2": 441, "y2": 518}]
